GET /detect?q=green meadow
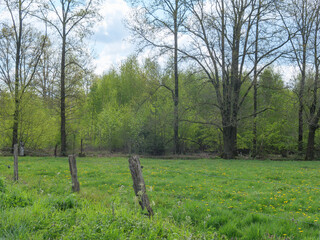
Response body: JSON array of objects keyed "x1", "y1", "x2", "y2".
[{"x1": 0, "y1": 157, "x2": 320, "y2": 239}]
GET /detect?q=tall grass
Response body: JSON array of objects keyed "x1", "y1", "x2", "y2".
[{"x1": 0, "y1": 156, "x2": 319, "y2": 239}]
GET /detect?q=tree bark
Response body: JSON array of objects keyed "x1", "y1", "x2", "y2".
[
  {"x1": 11, "y1": 0, "x2": 22, "y2": 151},
  {"x1": 54, "y1": 144, "x2": 58, "y2": 157},
  {"x1": 305, "y1": 11, "x2": 320, "y2": 161},
  {"x1": 222, "y1": 125, "x2": 237, "y2": 159},
  {"x1": 128, "y1": 155, "x2": 154, "y2": 217},
  {"x1": 60, "y1": 20, "x2": 67, "y2": 156},
  {"x1": 305, "y1": 124, "x2": 317, "y2": 160},
  {"x1": 13, "y1": 144, "x2": 18, "y2": 181},
  {"x1": 297, "y1": 2, "x2": 308, "y2": 153},
  {"x1": 173, "y1": 2, "x2": 180, "y2": 155},
  {"x1": 298, "y1": 69, "x2": 305, "y2": 153},
  {"x1": 252, "y1": 0, "x2": 261, "y2": 158}
]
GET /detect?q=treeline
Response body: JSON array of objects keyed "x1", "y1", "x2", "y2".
[
  {"x1": 0, "y1": 0, "x2": 320, "y2": 160},
  {"x1": 83, "y1": 58, "x2": 301, "y2": 156},
  {"x1": 0, "y1": 55, "x2": 305, "y2": 157}
]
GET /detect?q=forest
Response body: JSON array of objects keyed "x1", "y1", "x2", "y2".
[{"x1": 0, "y1": 0, "x2": 320, "y2": 160}]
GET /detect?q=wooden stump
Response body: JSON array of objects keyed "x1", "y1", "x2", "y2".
[
  {"x1": 14, "y1": 144, "x2": 18, "y2": 181},
  {"x1": 128, "y1": 155, "x2": 154, "y2": 217},
  {"x1": 68, "y1": 155, "x2": 80, "y2": 192}
]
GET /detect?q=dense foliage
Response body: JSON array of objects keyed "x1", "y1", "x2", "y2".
[{"x1": 0, "y1": 55, "x2": 313, "y2": 156}]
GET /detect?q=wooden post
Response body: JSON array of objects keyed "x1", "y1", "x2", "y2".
[
  {"x1": 68, "y1": 155, "x2": 80, "y2": 192},
  {"x1": 14, "y1": 144, "x2": 18, "y2": 181},
  {"x1": 128, "y1": 155, "x2": 154, "y2": 217}
]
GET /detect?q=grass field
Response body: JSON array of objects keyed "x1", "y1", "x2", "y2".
[{"x1": 0, "y1": 156, "x2": 320, "y2": 239}]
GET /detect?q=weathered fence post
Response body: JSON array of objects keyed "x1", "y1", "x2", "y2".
[
  {"x1": 128, "y1": 155, "x2": 154, "y2": 217},
  {"x1": 14, "y1": 144, "x2": 18, "y2": 181},
  {"x1": 68, "y1": 155, "x2": 80, "y2": 192}
]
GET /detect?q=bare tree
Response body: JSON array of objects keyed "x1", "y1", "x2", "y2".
[
  {"x1": 305, "y1": 1, "x2": 320, "y2": 160},
  {"x1": 180, "y1": 0, "x2": 288, "y2": 158},
  {"x1": 252, "y1": 0, "x2": 261, "y2": 158},
  {"x1": 127, "y1": 0, "x2": 188, "y2": 154},
  {"x1": 278, "y1": 0, "x2": 318, "y2": 153},
  {"x1": 35, "y1": 0, "x2": 100, "y2": 156},
  {"x1": 0, "y1": 0, "x2": 45, "y2": 151},
  {"x1": 34, "y1": 37, "x2": 59, "y2": 103}
]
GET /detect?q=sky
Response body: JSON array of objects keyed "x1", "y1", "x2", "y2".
[
  {"x1": 90, "y1": 0, "x2": 297, "y2": 83},
  {"x1": 0, "y1": 0, "x2": 297, "y2": 82},
  {"x1": 90, "y1": 0, "x2": 135, "y2": 75}
]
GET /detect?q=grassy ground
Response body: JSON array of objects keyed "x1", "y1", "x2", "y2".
[{"x1": 0, "y1": 156, "x2": 320, "y2": 239}]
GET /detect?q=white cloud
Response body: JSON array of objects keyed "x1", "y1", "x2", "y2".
[
  {"x1": 90, "y1": 0, "x2": 135, "y2": 75},
  {"x1": 274, "y1": 65, "x2": 299, "y2": 84},
  {"x1": 93, "y1": 40, "x2": 134, "y2": 75}
]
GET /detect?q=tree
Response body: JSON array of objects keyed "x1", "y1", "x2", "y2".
[
  {"x1": 34, "y1": 37, "x2": 59, "y2": 104},
  {"x1": 0, "y1": 0, "x2": 45, "y2": 151},
  {"x1": 127, "y1": 0, "x2": 189, "y2": 154},
  {"x1": 180, "y1": 0, "x2": 287, "y2": 158},
  {"x1": 256, "y1": 68, "x2": 296, "y2": 155},
  {"x1": 36, "y1": 0, "x2": 100, "y2": 156},
  {"x1": 278, "y1": 0, "x2": 318, "y2": 153},
  {"x1": 305, "y1": 1, "x2": 320, "y2": 160},
  {"x1": 252, "y1": 0, "x2": 262, "y2": 158}
]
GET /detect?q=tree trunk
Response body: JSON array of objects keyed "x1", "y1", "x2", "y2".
[
  {"x1": 60, "y1": 28, "x2": 67, "y2": 156},
  {"x1": 128, "y1": 155, "x2": 154, "y2": 217},
  {"x1": 54, "y1": 144, "x2": 58, "y2": 157},
  {"x1": 68, "y1": 155, "x2": 80, "y2": 192},
  {"x1": 173, "y1": 3, "x2": 179, "y2": 154},
  {"x1": 13, "y1": 144, "x2": 18, "y2": 181},
  {"x1": 252, "y1": 0, "x2": 261, "y2": 158},
  {"x1": 305, "y1": 17, "x2": 320, "y2": 161},
  {"x1": 222, "y1": 125, "x2": 237, "y2": 159},
  {"x1": 12, "y1": 1, "x2": 22, "y2": 152},
  {"x1": 298, "y1": 45, "x2": 307, "y2": 153},
  {"x1": 305, "y1": 125, "x2": 316, "y2": 160},
  {"x1": 252, "y1": 87, "x2": 257, "y2": 157},
  {"x1": 298, "y1": 96, "x2": 304, "y2": 152},
  {"x1": 12, "y1": 105, "x2": 19, "y2": 151},
  {"x1": 79, "y1": 138, "x2": 86, "y2": 157}
]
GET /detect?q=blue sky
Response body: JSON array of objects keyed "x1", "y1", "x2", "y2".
[
  {"x1": 0, "y1": 0, "x2": 134, "y2": 76},
  {"x1": 90, "y1": 0, "x2": 135, "y2": 75},
  {"x1": 89, "y1": 0, "x2": 296, "y2": 82},
  {"x1": 0, "y1": 0, "x2": 297, "y2": 82}
]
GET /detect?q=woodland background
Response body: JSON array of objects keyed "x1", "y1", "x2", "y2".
[{"x1": 0, "y1": 0, "x2": 319, "y2": 160}]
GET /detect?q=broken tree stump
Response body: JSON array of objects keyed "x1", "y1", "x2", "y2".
[
  {"x1": 14, "y1": 144, "x2": 18, "y2": 181},
  {"x1": 128, "y1": 155, "x2": 154, "y2": 217},
  {"x1": 68, "y1": 155, "x2": 80, "y2": 192}
]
